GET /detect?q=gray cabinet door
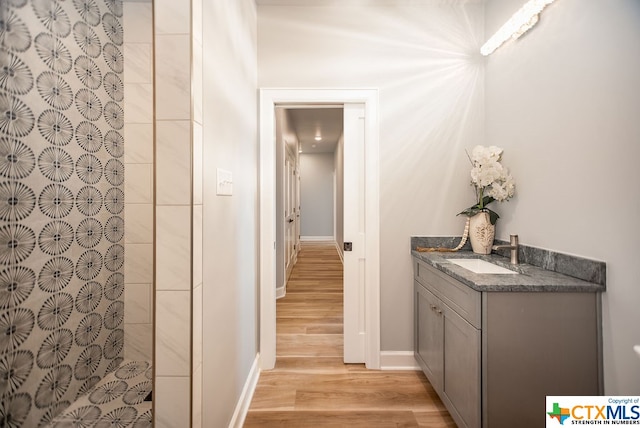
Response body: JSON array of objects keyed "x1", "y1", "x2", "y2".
[
  {"x1": 415, "y1": 281, "x2": 443, "y2": 392},
  {"x1": 442, "y1": 304, "x2": 481, "y2": 428}
]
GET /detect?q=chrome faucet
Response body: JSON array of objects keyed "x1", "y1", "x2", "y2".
[{"x1": 492, "y1": 234, "x2": 519, "y2": 265}]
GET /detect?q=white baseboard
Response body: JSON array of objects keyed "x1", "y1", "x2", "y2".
[
  {"x1": 300, "y1": 236, "x2": 335, "y2": 242},
  {"x1": 379, "y1": 351, "x2": 420, "y2": 371},
  {"x1": 228, "y1": 353, "x2": 261, "y2": 428},
  {"x1": 276, "y1": 285, "x2": 286, "y2": 299}
]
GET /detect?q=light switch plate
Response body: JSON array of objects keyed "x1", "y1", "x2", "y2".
[{"x1": 216, "y1": 168, "x2": 233, "y2": 196}]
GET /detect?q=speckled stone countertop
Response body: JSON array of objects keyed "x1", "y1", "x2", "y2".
[{"x1": 411, "y1": 236, "x2": 606, "y2": 293}]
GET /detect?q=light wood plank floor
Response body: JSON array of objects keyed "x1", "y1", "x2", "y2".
[{"x1": 244, "y1": 243, "x2": 456, "y2": 427}]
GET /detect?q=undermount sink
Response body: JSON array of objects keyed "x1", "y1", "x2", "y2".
[{"x1": 447, "y1": 258, "x2": 518, "y2": 274}]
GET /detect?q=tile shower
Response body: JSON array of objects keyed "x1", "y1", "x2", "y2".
[{"x1": 1, "y1": 0, "x2": 153, "y2": 426}]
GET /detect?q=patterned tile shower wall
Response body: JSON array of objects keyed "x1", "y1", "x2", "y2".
[{"x1": 1, "y1": 0, "x2": 126, "y2": 426}]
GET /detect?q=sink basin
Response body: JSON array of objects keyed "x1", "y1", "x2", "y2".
[{"x1": 447, "y1": 258, "x2": 518, "y2": 274}]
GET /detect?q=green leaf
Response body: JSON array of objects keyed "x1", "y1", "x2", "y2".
[
  {"x1": 458, "y1": 206, "x2": 500, "y2": 225},
  {"x1": 482, "y1": 195, "x2": 496, "y2": 206},
  {"x1": 487, "y1": 209, "x2": 500, "y2": 225},
  {"x1": 458, "y1": 206, "x2": 480, "y2": 217}
]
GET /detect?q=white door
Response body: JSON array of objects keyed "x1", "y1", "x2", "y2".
[
  {"x1": 343, "y1": 103, "x2": 366, "y2": 363},
  {"x1": 259, "y1": 88, "x2": 380, "y2": 371},
  {"x1": 284, "y1": 148, "x2": 297, "y2": 280}
]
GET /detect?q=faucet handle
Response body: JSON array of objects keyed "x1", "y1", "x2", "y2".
[{"x1": 509, "y1": 234, "x2": 519, "y2": 264}]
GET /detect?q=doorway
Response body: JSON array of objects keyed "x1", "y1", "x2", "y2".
[{"x1": 259, "y1": 89, "x2": 381, "y2": 370}]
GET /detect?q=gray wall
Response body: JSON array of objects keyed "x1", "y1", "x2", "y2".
[
  {"x1": 258, "y1": 3, "x2": 485, "y2": 352},
  {"x1": 485, "y1": 0, "x2": 640, "y2": 394},
  {"x1": 257, "y1": 0, "x2": 640, "y2": 394},
  {"x1": 1, "y1": 1, "x2": 125, "y2": 425},
  {"x1": 201, "y1": 0, "x2": 259, "y2": 426},
  {"x1": 300, "y1": 153, "x2": 335, "y2": 239}
]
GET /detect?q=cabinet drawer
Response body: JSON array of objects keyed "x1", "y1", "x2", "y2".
[{"x1": 415, "y1": 259, "x2": 481, "y2": 328}]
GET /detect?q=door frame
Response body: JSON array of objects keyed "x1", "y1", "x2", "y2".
[{"x1": 259, "y1": 88, "x2": 380, "y2": 370}]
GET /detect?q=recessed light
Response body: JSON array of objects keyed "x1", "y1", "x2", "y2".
[
  {"x1": 312, "y1": 144, "x2": 317, "y2": 148},
  {"x1": 314, "y1": 136, "x2": 322, "y2": 141}
]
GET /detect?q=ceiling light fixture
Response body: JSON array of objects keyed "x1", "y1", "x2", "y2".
[
  {"x1": 480, "y1": 0, "x2": 557, "y2": 56},
  {"x1": 314, "y1": 136, "x2": 322, "y2": 141}
]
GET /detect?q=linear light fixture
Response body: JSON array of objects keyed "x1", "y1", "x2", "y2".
[{"x1": 481, "y1": 0, "x2": 557, "y2": 56}]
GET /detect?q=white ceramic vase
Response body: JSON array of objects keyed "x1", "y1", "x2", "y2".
[{"x1": 469, "y1": 211, "x2": 495, "y2": 254}]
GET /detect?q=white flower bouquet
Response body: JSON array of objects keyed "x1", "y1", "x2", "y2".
[{"x1": 458, "y1": 145, "x2": 515, "y2": 225}]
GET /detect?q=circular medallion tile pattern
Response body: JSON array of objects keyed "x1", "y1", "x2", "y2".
[
  {"x1": 34, "y1": 364, "x2": 73, "y2": 409},
  {"x1": 2, "y1": 11, "x2": 32, "y2": 53},
  {"x1": 37, "y1": 256, "x2": 74, "y2": 293},
  {"x1": 37, "y1": 329, "x2": 73, "y2": 369},
  {"x1": 37, "y1": 292, "x2": 74, "y2": 331},
  {"x1": 74, "y1": 344, "x2": 103, "y2": 380},
  {"x1": 50, "y1": 360, "x2": 153, "y2": 427},
  {"x1": 76, "y1": 121, "x2": 103, "y2": 153},
  {"x1": 38, "y1": 183, "x2": 74, "y2": 218},
  {"x1": 75, "y1": 55, "x2": 103, "y2": 89},
  {"x1": 0, "y1": 137, "x2": 36, "y2": 179},
  {"x1": 0, "y1": 181, "x2": 36, "y2": 222},
  {"x1": 0, "y1": 50, "x2": 34, "y2": 95},
  {"x1": 5, "y1": 0, "x2": 127, "y2": 427},
  {"x1": 3, "y1": 0, "x2": 126, "y2": 424},
  {"x1": 0, "y1": 350, "x2": 34, "y2": 396},
  {"x1": 32, "y1": 0, "x2": 72, "y2": 38},
  {"x1": 74, "y1": 0, "x2": 101, "y2": 27},
  {"x1": 34, "y1": 33, "x2": 73, "y2": 74},
  {"x1": 75, "y1": 281, "x2": 103, "y2": 314},
  {"x1": 0, "y1": 266, "x2": 35, "y2": 309},
  {"x1": 0, "y1": 94, "x2": 35, "y2": 138},
  {"x1": 37, "y1": 109, "x2": 74, "y2": 146},
  {"x1": 36, "y1": 72, "x2": 74, "y2": 110},
  {"x1": 73, "y1": 21, "x2": 102, "y2": 58}
]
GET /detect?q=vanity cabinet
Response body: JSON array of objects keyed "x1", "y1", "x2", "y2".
[
  {"x1": 415, "y1": 261, "x2": 481, "y2": 428},
  {"x1": 414, "y1": 257, "x2": 602, "y2": 428}
]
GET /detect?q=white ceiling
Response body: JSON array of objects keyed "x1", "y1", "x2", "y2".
[
  {"x1": 255, "y1": 0, "x2": 473, "y2": 5},
  {"x1": 287, "y1": 107, "x2": 343, "y2": 154}
]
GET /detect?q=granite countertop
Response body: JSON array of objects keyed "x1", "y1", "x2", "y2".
[{"x1": 412, "y1": 249, "x2": 606, "y2": 293}]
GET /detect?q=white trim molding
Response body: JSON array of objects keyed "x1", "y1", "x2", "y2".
[
  {"x1": 300, "y1": 235, "x2": 335, "y2": 242},
  {"x1": 380, "y1": 351, "x2": 420, "y2": 371},
  {"x1": 228, "y1": 354, "x2": 261, "y2": 428},
  {"x1": 259, "y1": 88, "x2": 380, "y2": 370}
]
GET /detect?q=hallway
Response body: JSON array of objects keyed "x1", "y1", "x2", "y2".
[{"x1": 244, "y1": 243, "x2": 455, "y2": 427}]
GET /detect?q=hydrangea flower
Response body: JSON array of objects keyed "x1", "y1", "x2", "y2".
[{"x1": 459, "y1": 145, "x2": 515, "y2": 224}]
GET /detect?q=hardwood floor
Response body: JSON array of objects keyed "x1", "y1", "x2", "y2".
[{"x1": 244, "y1": 243, "x2": 456, "y2": 427}]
